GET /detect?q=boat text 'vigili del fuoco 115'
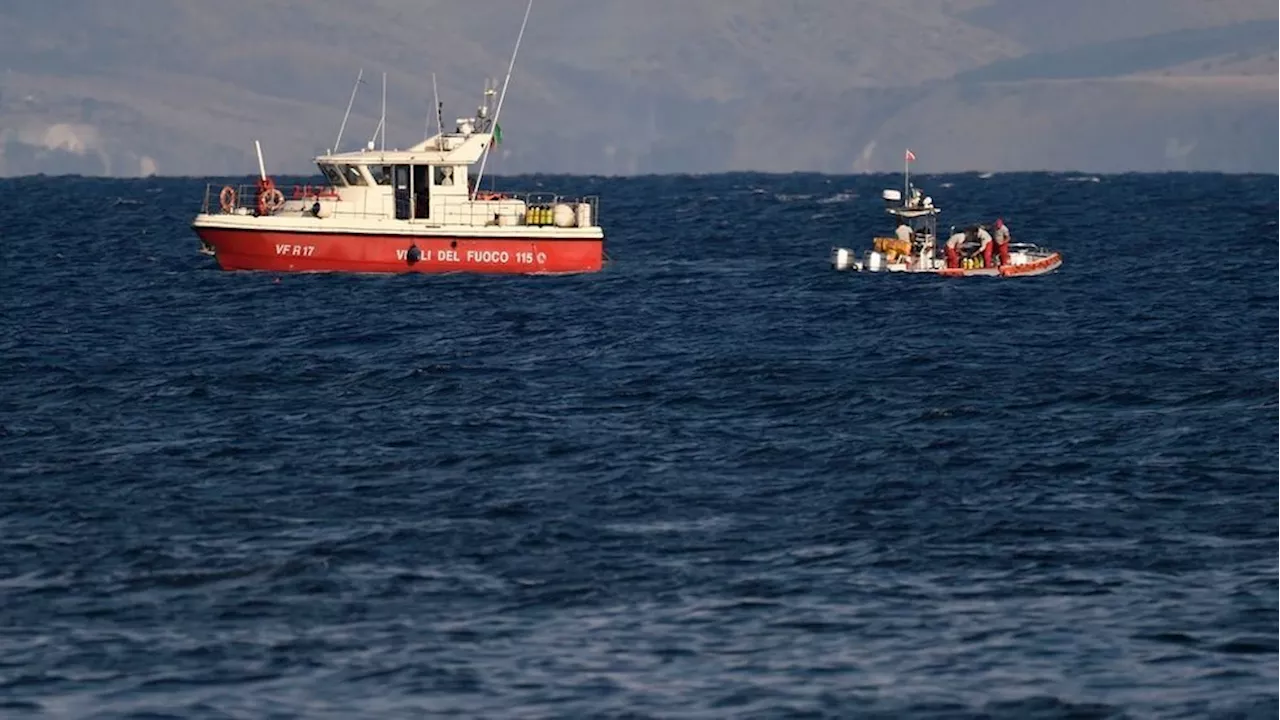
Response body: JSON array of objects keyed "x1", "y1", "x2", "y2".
[{"x1": 191, "y1": 0, "x2": 606, "y2": 275}]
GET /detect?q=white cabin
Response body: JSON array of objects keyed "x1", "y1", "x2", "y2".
[{"x1": 303, "y1": 120, "x2": 593, "y2": 230}]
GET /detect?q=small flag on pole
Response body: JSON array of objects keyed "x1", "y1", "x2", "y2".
[{"x1": 905, "y1": 149, "x2": 916, "y2": 162}]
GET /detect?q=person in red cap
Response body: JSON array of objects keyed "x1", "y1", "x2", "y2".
[{"x1": 993, "y1": 218, "x2": 1011, "y2": 266}]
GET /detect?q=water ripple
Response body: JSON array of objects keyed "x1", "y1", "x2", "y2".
[{"x1": 0, "y1": 172, "x2": 1276, "y2": 718}]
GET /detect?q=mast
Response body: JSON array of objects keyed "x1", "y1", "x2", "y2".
[
  {"x1": 472, "y1": 0, "x2": 533, "y2": 200},
  {"x1": 254, "y1": 140, "x2": 267, "y2": 181}
]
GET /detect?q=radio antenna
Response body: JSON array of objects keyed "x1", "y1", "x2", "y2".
[
  {"x1": 334, "y1": 68, "x2": 364, "y2": 152},
  {"x1": 433, "y1": 72, "x2": 443, "y2": 142},
  {"x1": 471, "y1": 0, "x2": 533, "y2": 200}
]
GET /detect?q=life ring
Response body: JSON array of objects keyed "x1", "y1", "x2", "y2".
[
  {"x1": 476, "y1": 191, "x2": 507, "y2": 201},
  {"x1": 257, "y1": 187, "x2": 286, "y2": 215},
  {"x1": 219, "y1": 185, "x2": 236, "y2": 213}
]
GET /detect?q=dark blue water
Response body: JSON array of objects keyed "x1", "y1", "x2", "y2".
[{"x1": 1, "y1": 171, "x2": 1277, "y2": 719}]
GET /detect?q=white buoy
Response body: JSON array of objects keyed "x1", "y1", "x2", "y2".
[{"x1": 552, "y1": 203, "x2": 576, "y2": 228}]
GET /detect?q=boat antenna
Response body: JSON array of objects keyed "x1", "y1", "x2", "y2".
[
  {"x1": 334, "y1": 68, "x2": 364, "y2": 153},
  {"x1": 472, "y1": 0, "x2": 533, "y2": 200},
  {"x1": 903, "y1": 148, "x2": 910, "y2": 208},
  {"x1": 432, "y1": 71, "x2": 442, "y2": 140},
  {"x1": 380, "y1": 71, "x2": 387, "y2": 152}
]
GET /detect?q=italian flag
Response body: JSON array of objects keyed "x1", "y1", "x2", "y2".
[{"x1": 493, "y1": 123, "x2": 503, "y2": 146}]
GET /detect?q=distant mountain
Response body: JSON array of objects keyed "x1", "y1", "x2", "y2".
[
  {"x1": 0, "y1": 0, "x2": 1274, "y2": 177},
  {"x1": 951, "y1": 19, "x2": 1276, "y2": 83}
]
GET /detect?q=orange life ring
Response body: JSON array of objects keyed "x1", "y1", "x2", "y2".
[
  {"x1": 219, "y1": 185, "x2": 236, "y2": 213},
  {"x1": 476, "y1": 191, "x2": 507, "y2": 201}
]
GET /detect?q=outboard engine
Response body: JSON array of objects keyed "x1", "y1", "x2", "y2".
[{"x1": 832, "y1": 247, "x2": 857, "y2": 271}]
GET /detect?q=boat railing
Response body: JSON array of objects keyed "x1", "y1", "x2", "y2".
[
  {"x1": 201, "y1": 183, "x2": 341, "y2": 215},
  {"x1": 201, "y1": 184, "x2": 600, "y2": 228}
]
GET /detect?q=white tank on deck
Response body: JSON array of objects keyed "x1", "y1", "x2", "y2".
[
  {"x1": 311, "y1": 200, "x2": 336, "y2": 219},
  {"x1": 553, "y1": 203, "x2": 576, "y2": 228},
  {"x1": 575, "y1": 202, "x2": 592, "y2": 228}
]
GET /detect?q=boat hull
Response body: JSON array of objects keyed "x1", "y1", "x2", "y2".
[
  {"x1": 832, "y1": 247, "x2": 1063, "y2": 277},
  {"x1": 938, "y1": 252, "x2": 1064, "y2": 278},
  {"x1": 193, "y1": 226, "x2": 604, "y2": 274}
]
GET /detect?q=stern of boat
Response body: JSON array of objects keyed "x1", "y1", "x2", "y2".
[
  {"x1": 832, "y1": 246, "x2": 946, "y2": 273},
  {"x1": 831, "y1": 246, "x2": 862, "y2": 271},
  {"x1": 999, "y1": 243, "x2": 1064, "y2": 277}
]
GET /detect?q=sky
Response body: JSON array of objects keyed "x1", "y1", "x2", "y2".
[{"x1": 0, "y1": 0, "x2": 1276, "y2": 176}]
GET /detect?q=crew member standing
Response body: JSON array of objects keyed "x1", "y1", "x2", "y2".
[
  {"x1": 945, "y1": 229, "x2": 966, "y2": 268},
  {"x1": 993, "y1": 218, "x2": 1011, "y2": 266},
  {"x1": 975, "y1": 224, "x2": 993, "y2": 268},
  {"x1": 895, "y1": 218, "x2": 915, "y2": 248}
]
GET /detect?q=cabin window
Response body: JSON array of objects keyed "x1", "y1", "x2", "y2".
[
  {"x1": 318, "y1": 164, "x2": 345, "y2": 186},
  {"x1": 434, "y1": 166, "x2": 455, "y2": 186},
  {"x1": 368, "y1": 165, "x2": 391, "y2": 186},
  {"x1": 338, "y1": 164, "x2": 366, "y2": 186}
]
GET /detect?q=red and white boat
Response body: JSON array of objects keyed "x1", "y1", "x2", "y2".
[
  {"x1": 830, "y1": 151, "x2": 1062, "y2": 278},
  {"x1": 192, "y1": 2, "x2": 604, "y2": 275}
]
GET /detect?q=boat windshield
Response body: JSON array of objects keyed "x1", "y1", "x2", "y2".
[
  {"x1": 368, "y1": 165, "x2": 391, "y2": 186},
  {"x1": 318, "y1": 163, "x2": 346, "y2": 186},
  {"x1": 333, "y1": 164, "x2": 365, "y2": 186},
  {"x1": 889, "y1": 209, "x2": 936, "y2": 236},
  {"x1": 908, "y1": 216, "x2": 934, "y2": 234}
]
